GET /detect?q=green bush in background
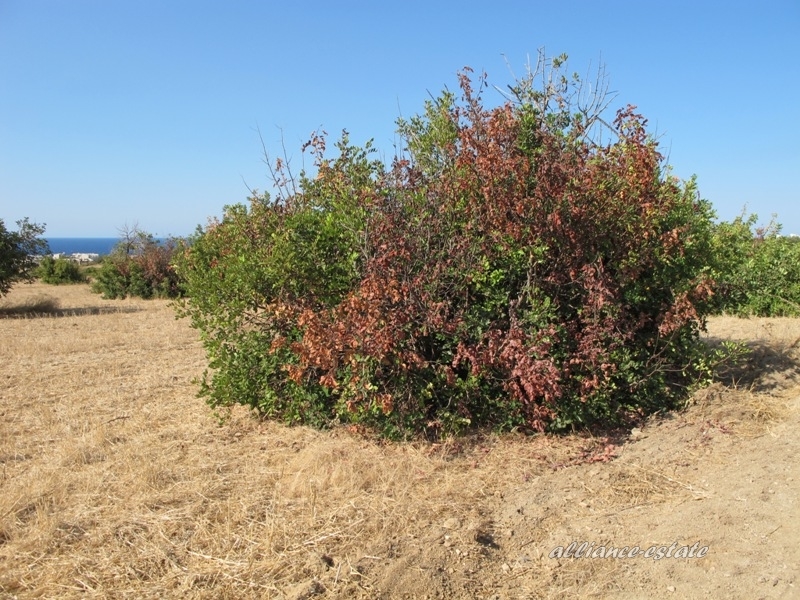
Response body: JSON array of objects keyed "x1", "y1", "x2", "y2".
[
  {"x1": 36, "y1": 256, "x2": 87, "y2": 285},
  {"x1": 709, "y1": 213, "x2": 800, "y2": 317},
  {"x1": 92, "y1": 227, "x2": 183, "y2": 300}
]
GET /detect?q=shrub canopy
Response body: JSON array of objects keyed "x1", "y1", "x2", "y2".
[
  {"x1": 708, "y1": 214, "x2": 800, "y2": 317},
  {"x1": 175, "y1": 58, "x2": 718, "y2": 437},
  {"x1": 37, "y1": 255, "x2": 86, "y2": 285},
  {"x1": 92, "y1": 228, "x2": 183, "y2": 299}
]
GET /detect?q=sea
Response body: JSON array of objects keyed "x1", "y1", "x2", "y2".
[{"x1": 45, "y1": 238, "x2": 124, "y2": 256}]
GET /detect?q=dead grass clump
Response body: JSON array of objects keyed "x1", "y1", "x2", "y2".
[
  {"x1": 690, "y1": 383, "x2": 790, "y2": 439},
  {"x1": 727, "y1": 390, "x2": 791, "y2": 439},
  {"x1": 740, "y1": 391, "x2": 787, "y2": 423},
  {"x1": 588, "y1": 462, "x2": 701, "y2": 510}
]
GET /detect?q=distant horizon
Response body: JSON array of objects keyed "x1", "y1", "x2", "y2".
[
  {"x1": 41, "y1": 217, "x2": 800, "y2": 240},
  {"x1": 44, "y1": 236, "x2": 182, "y2": 242},
  {"x1": 44, "y1": 236, "x2": 174, "y2": 256}
]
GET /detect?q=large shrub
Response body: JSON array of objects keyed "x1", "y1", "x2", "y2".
[
  {"x1": 175, "y1": 56, "x2": 717, "y2": 437},
  {"x1": 92, "y1": 228, "x2": 183, "y2": 299}
]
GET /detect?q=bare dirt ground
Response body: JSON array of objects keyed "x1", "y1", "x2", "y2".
[{"x1": 1, "y1": 283, "x2": 798, "y2": 599}]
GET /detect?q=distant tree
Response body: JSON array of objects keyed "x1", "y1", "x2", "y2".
[
  {"x1": 114, "y1": 222, "x2": 152, "y2": 258},
  {"x1": 0, "y1": 218, "x2": 49, "y2": 297}
]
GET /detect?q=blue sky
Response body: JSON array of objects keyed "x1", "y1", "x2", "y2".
[{"x1": 1, "y1": 0, "x2": 798, "y2": 237}]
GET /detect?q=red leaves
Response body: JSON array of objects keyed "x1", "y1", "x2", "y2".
[
  {"x1": 292, "y1": 72, "x2": 707, "y2": 431},
  {"x1": 184, "y1": 64, "x2": 715, "y2": 436}
]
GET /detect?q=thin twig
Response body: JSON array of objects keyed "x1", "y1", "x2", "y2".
[{"x1": 104, "y1": 415, "x2": 130, "y2": 424}]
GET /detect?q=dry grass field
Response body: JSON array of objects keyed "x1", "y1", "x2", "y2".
[{"x1": 1, "y1": 283, "x2": 798, "y2": 599}]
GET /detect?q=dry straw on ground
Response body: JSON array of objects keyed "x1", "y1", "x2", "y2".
[{"x1": 2, "y1": 283, "x2": 798, "y2": 599}]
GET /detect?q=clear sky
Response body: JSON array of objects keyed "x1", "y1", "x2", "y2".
[{"x1": 1, "y1": 0, "x2": 798, "y2": 237}]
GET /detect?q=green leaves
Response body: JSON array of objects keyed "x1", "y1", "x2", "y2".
[
  {"x1": 709, "y1": 213, "x2": 800, "y2": 317},
  {"x1": 0, "y1": 218, "x2": 49, "y2": 297},
  {"x1": 176, "y1": 55, "x2": 722, "y2": 438},
  {"x1": 173, "y1": 132, "x2": 385, "y2": 429},
  {"x1": 36, "y1": 256, "x2": 86, "y2": 285},
  {"x1": 91, "y1": 233, "x2": 182, "y2": 300}
]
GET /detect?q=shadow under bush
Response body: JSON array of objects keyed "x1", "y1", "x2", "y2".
[{"x1": 0, "y1": 295, "x2": 61, "y2": 317}]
